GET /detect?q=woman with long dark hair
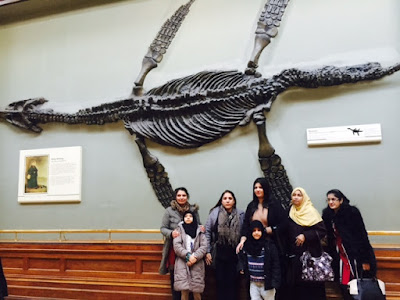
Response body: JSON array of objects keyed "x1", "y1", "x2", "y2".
[
  {"x1": 236, "y1": 178, "x2": 287, "y2": 254},
  {"x1": 205, "y1": 190, "x2": 244, "y2": 300},
  {"x1": 236, "y1": 177, "x2": 288, "y2": 299},
  {"x1": 322, "y1": 189, "x2": 376, "y2": 300}
]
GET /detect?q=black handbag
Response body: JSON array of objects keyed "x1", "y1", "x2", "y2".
[{"x1": 348, "y1": 269, "x2": 386, "y2": 300}]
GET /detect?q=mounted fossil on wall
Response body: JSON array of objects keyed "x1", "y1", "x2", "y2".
[{"x1": 1, "y1": 0, "x2": 399, "y2": 209}]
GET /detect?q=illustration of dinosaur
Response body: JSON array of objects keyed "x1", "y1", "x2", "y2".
[
  {"x1": 1, "y1": 0, "x2": 399, "y2": 208},
  {"x1": 348, "y1": 128, "x2": 363, "y2": 136}
]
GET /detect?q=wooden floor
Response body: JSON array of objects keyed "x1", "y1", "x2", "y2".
[{"x1": 0, "y1": 242, "x2": 398, "y2": 299}]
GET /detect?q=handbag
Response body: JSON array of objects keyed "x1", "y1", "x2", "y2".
[
  {"x1": 300, "y1": 231, "x2": 334, "y2": 282},
  {"x1": 348, "y1": 268, "x2": 386, "y2": 300},
  {"x1": 300, "y1": 250, "x2": 334, "y2": 281}
]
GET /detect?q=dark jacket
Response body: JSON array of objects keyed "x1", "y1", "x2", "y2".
[
  {"x1": 286, "y1": 218, "x2": 326, "y2": 258},
  {"x1": 322, "y1": 203, "x2": 376, "y2": 279},
  {"x1": 241, "y1": 199, "x2": 288, "y2": 255},
  {"x1": 238, "y1": 238, "x2": 281, "y2": 290},
  {"x1": 285, "y1": 218, "x2": 326, "y2": 286}
]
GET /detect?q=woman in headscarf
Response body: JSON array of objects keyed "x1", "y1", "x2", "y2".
[
  {"x1": 284, "y1": 187, "x2": 326, "y2": 300},
  {"x1": 322, "y1": 189, "x2": 376, "y2": 300}
]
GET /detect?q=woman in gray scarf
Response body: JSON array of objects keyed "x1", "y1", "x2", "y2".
[{"x1": 205, "y1": 190, "x2": 244, "y2": 300}]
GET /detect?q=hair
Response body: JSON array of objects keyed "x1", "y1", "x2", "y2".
[
  {"x1": 174, "y1": 187, "x2": 190, "y2": 199},
  {"x1": 326, "y1": 189, "x2": 350, "y2": 204},
  {"x1": 210, "y1": 189, "x2": 237, "y2": 212},
  {"x1": 252, "y1": 177, "x2": 274, "y2": 207},
  {"x1": 183, "y1": 210, "x2": 194, "y2": 220}
]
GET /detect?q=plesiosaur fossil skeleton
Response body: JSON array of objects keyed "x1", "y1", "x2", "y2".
[{"x1": 1, "y1": 0, "x2": 399, "y2": 208}]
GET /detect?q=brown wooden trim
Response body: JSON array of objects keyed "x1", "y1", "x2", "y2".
[{"x1": 0, "y1": 242, "x2": 399, "y2": 299}]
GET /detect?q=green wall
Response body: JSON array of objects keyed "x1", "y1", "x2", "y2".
[{"x1": 0, "y1": 0, "x2": 399, "y2": 242}]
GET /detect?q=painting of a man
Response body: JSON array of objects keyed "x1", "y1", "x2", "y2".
[
  {"x1": 24, "y1": 156, "x2": 48, "y2": 193},
  {"x1": 26, "y1": 160, "x2": 38, "y2": 188}
]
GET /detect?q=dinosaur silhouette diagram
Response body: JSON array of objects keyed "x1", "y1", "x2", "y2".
[
  {"x1": 1, "y1": 0, "x2": 399, "y2": 208},
  {"x1": 348, "y1": 128, "x2": 363, "y2": 136}
]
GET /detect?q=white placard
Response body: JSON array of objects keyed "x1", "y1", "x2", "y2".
[
  {"x1": 307, "y1": 124, "x2": 382, "y2": 146},
  {"x1": 18, "y1": 146, "x2": 82, "y2": 204}
]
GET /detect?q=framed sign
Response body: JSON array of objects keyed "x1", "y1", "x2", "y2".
[
  {"x1": 18, "y1": 146, "x2": 82, "y2": 204},
  {"x1": 307, "y1": 123, "x2": 382, "y2": 146}
]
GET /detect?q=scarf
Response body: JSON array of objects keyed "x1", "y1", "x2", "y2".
[
  {"x1": 182, "y1": 211, "x2": 198, "y2": 239},
  {"x1": 170, "y1": 200, "x2": 190, "y2": 215},
  {"x1": 244, "y1": 220, "x2": 265, "y2": 256},
  {"x1": 289, "y1": 187, "x2": 322, "y2": 227},
  {"x1": 217, "y1": 206, "x2": 240, "y2": 248}
]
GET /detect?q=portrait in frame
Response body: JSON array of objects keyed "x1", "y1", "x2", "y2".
[{"x1": 18, "y1": 146, "x2": 82, "y2": 204}]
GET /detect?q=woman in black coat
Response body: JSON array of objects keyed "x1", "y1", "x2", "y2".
[
  {"x1": 281, "y1": 187, "x2": 327, "y2": 300},
  {"x1": 322, "y1": 189, "x2": 377, "y2": 300},
  {"x1": 236, "y1": 178, "x2": 287, "y2": 254},
  {"x1": 235, "y1": 177, "x2": 288, "y2": 300}
]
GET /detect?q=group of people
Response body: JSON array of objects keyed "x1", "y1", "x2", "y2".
[{"x1": 159, "y1": 179, "x2": 376, "y2": 300}]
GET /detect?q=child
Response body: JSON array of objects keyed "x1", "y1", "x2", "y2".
[
  {"x1": 173, "y1": 211, "x2": 207, "y2": 300},
  {"x1": 240, "y1": 220, "x2": 281, "y2": 300}
]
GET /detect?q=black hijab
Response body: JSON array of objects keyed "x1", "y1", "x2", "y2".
[
  {"x1": 182, "y1": 211, "x2": 198, "y2": 239},
  {"x1": 244, "y1": 220, "x2": 265, "y2": 256}
]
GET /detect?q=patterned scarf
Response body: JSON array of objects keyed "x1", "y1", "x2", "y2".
[{"x1": 217, "y1": 206, "x2": 240, "y2": 248}]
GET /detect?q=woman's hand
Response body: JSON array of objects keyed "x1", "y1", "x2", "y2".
[
  {"x1": 265, "y1": 226, "x2": 273, "y2": 234},
  {"x1": 205, "y1": 253, "x2": 212, "y2": 265},
  {"x1": 236, "y1": 240, "x2": 245, "y2": 254},
  {"x1": 171, "y1": 230, "x2": 180, "y2": 238},
  {"x1": 189, "y1": 254, "x2": 197, "y2": 265},
  {"x1": 362, "y1": 263, "x2": 371, "y2": 271},
  {"x1": 200, "y1": 225, "x2": 205, "y2": 233},
  {"x1": 295, "y1": 234, "x2": 305, "y2": 247}
]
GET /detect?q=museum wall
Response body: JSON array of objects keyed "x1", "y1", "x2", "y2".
[{"x1": 0, "y1": 0, "x2": 399, "y2": 241}]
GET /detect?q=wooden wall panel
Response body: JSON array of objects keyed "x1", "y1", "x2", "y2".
[{"x1": 0, "y1": 242, "x2": 399, "y2": 300}]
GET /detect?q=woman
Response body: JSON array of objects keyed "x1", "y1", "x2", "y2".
[
  {"x1": 322, "y1": 189, "x2": 377, "y2": 300},
  {"x1": 236, "y1": 178, "x2": 287, "y2": 252},
  {"x1": 284, "y1": 187, "x2": 326, "y2": 300},
  {"x1": 160, "y1": 187, "x2": 201, "y2": 300},
  {"x1": 236, "y1": 177, "x2": 287, "y2": 300},
  {"x1": 205, "y1": 190, "x2": 244, "y2": 300}
]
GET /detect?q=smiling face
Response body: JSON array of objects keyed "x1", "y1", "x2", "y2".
[
  {"x1": 291, "y1": 189, "x2": 304, "y2": 207},
  {"x1": 327, "y1": 193, "x2": 343, "y2": 212},
  {"x1": 176, "y1": 189, "x2": 188, "y2": 206},
  {"x1": 184, "y1": 213, "x2": 193, "y2": 224},
  {"x1": 252, "y1": 227, "x2": 263, "y2": 240},
  {"x1": 254, "y1": 182, "x2": 264, "y2": 201},
  {"x1": 221, "y1": 192, "x2": 235, "y2": 212}
]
